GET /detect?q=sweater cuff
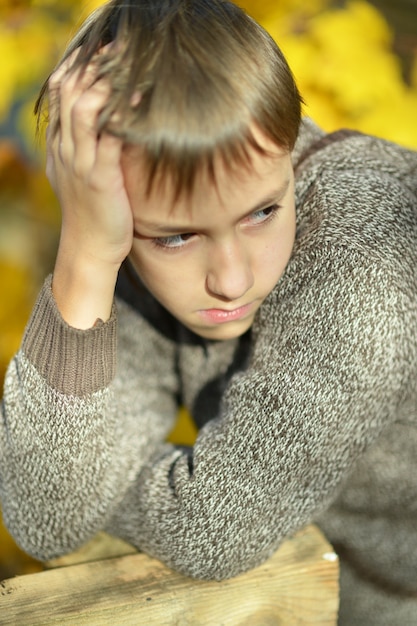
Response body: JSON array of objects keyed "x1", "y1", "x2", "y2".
[{"x1": 21, "y1": 275, "x2": 117, "y2": 396}]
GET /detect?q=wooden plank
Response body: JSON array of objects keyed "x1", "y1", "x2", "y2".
[
  {"x1": 0, "y1": 525, "x2": 339, "y2": 626},
  {"x1": 45, "y1": 533, "x2": 137, "y2": 568}
]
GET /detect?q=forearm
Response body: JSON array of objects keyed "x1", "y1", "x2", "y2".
[
  {"x1": 0, "y1": 279, "x2": 180, "y2": 560},
  {"x1": 46, "y1": 52, "x2": 134, "y2": 331},
  {"x1": 0, "y1": 278, "x2": 120, "y2": 558},
  {"x1": 1, "y1": 353, "x2": 118, "y2": 559}
]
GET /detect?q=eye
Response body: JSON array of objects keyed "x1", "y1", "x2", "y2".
[
  {"x1": 152, "y1": 233, "x2": 195, "y2": 249},
  {"x1": 245, "y1": 204, "x2": 280, "y2": 225}
]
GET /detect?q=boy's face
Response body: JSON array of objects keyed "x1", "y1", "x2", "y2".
[{"x1": 123, "y1": 129, "x2": 296, "y2": 341}]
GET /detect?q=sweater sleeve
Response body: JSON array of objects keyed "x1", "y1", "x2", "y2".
[
  {"x1": 0, "y1": 276, "x2": 180, "y2": 559},
  {"x1": 104, "y1": 172, "x2": 417, "y2": 580}
]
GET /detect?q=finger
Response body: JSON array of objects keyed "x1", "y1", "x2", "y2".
[
  {"x1": 59, "y1": 66, "x2": 100, "y2": 156},
  {"x1": 45, "y1": 124, "x2": 58, "y2": 187},
  {"x1": 70, "y1": 78, "x2": 112, "y2": 173},
  {"x1": 48, "y1": 48, "x2": 82, "y2": 130},
  {"x1": 49, "y1": 48, "x2": 82, "y2": 92},
  {"x1": 49, "y1": 43, "x2": 114, "y2": 143},
  {"x1": 45, "y1": 118, "x2": 63, "y2": 174},
  {"x1": 95, "y1": 131, "x2": 124, "y2": 175},
  {"x1": 58, "y1": 65, "x2": 103, "y2": 171}
]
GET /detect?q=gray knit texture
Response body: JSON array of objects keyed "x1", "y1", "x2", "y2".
[{"x1": 1, "y1": 119, "x2": 417, "y2": 625}]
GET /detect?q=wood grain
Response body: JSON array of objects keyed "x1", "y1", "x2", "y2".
[{"x1": 0, "y1": 525, "x2": 339, "y2": 625}]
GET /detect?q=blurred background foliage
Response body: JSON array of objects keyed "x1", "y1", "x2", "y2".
[{"x1": 1, "y1": 0, "x2": 416, "y2": 580}]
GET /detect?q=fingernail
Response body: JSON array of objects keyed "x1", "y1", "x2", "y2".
[{"x1": 130, "y1": 91, "x2": 142, "y2": 107}]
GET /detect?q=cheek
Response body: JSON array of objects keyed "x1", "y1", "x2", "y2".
[
  {"x1": 253, "y1": 228, "x2": 295, "y2": 293},
  {"x1": 261, "y1": 222, "x2": 295, "y2": 270},
  {"x1": 129, "y1": 248, "x2": 192, "y2": 304},
  {"x1": 129, "y1": 247, "x2": 163, "y2": 291}
]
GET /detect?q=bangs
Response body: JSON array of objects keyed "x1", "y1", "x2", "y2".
[
  {"x1": 141, "y1": 129, "x2": 270, "y2": 201},
  {"x1": 92, "y1": 2, "x2": 282, "y2": 199},
  {"x1": 116, "y1": 100, "x2": 272, "y2": 201}
]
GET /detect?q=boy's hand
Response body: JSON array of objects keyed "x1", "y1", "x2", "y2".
[{"x1": 47, "y1": 51, "x2": 134, "y2": 328}]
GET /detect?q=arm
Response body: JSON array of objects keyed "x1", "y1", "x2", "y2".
[
  {"x1": 46, "y1": 50, "x2": 134, "y2": 329},
  {"x1": 0, "y1": 53, "x2": 179, "y2": 559},
  {"x1": 104, "y1": 176, "x2": 417, "y2": 580},
  {"x1": 0, "y1": 279, "x2": 180, "y2": 559}
]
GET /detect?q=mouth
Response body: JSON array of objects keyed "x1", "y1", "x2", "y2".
[{"x1": 198, "y1": 303, "x2": 254, "y2": 324}]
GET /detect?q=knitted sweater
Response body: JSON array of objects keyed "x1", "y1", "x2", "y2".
[{"x1": 1, "y1": 119, "x2": 417, "y2": 624}]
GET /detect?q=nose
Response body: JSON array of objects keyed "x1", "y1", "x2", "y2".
[{"x1": 206, "y1": 237, "x2": 254, "y2": 301}]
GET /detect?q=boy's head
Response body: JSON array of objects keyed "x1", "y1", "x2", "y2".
[{"x1": 37, "y1": 0, "x2": 302, "y2": 197}]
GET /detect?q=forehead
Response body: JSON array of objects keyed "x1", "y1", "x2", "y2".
[{"x1": 121, "y1": 130, "x2": 290, "y2": 213}]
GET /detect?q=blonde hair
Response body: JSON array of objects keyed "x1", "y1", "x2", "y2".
[{"x1": 36, "y1": 0, "x2": 302, "y2": 196}]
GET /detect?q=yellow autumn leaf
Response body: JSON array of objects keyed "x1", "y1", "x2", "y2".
[
  {"x1": 0, "y1": 262, "x2": 33, "y2": 380},
  {"x1": 0, "y1": 512, "x2": 43, "y2": 578},
  {"x1": 168, "y1": 407, "x2": 198, "y2": 446},
  {"x1": 309, "y1": 1, "x2": 404, "y2": 115},
  {"x1": 301, "y1": 88, "x2": 348, "y2": 132},
  {"x1": 241, "y1": 0, "x2": 331, "y2": 22},
  {"x1": 311, "y1": 0, "x2": 393, "y2": 49},
  {"x1": 0, "y1": 28, "x2": 22, "y2": 119},
  {"x1": 410, "y1": 53, "x2": 417, "y2": 90},
  {"x1": 357, "y1": 89, "x2": 417, "y2": 149}
]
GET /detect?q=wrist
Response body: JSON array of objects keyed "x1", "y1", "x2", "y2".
[{"x1": 52, "y1": 245, "x2": 120, "y2": 329}]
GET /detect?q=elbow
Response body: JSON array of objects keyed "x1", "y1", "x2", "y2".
[
  {"x1": 156, "y1": 526, "x2": 274, "y2": 582},
  {"x1": 5, "y1": 523, "x2": 85, "y2": 564},
  {"x1": 169, "y1": 547, "x2": 269, "y2": 582},
  {"x1": 2, "y1": 503, "x2": 95, "y2": 563}
]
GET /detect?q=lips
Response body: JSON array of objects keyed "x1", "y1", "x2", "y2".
[{"x1": 198, "y1": 303, "x2": 254, "y2": 324}]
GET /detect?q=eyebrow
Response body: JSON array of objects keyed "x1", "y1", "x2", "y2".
[{"x1": 135, "y1": 180, "x2": 291, "y2": 235}]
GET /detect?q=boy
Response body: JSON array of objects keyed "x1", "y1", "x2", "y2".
[{"x1": 1, "y1": 1, "x2": 417, "y2": 623}]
